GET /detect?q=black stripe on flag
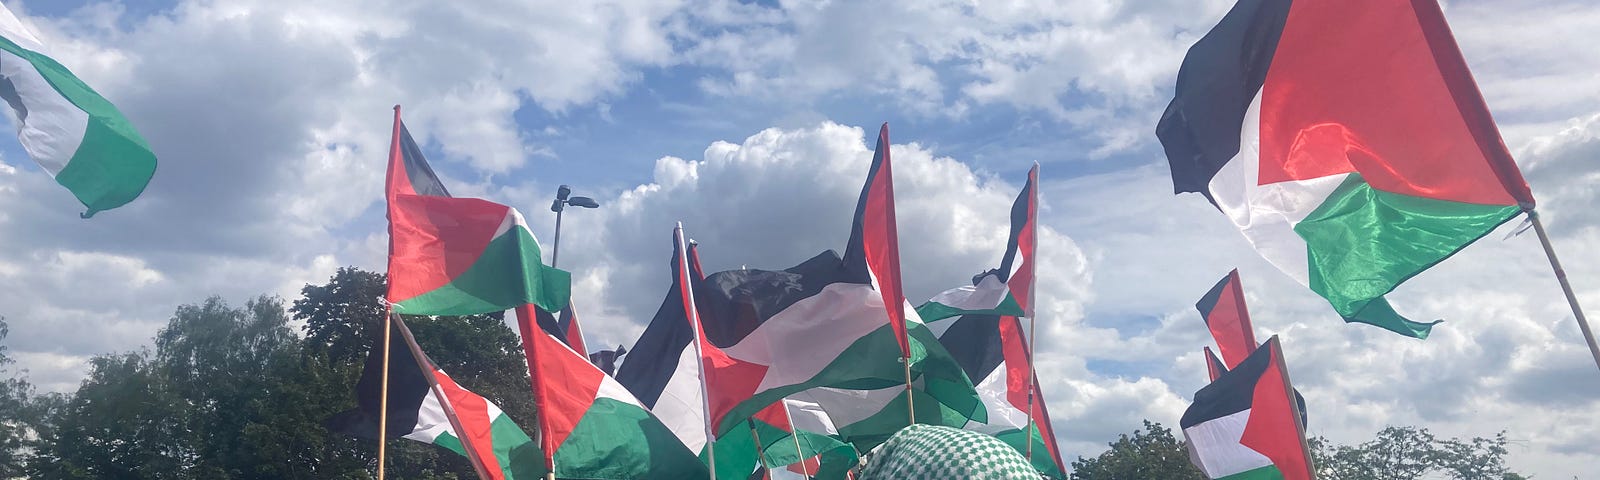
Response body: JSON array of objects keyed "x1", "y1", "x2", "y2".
[
  {"x1": 324, "y1": 326, "x2": 431, "y2": 438},
  {"x1": 996, "y1": 173, "x2": 1033, "y2": 282},
  {"x1": 1156, "y1": 0, "x2": 1292, "y2": 203},
  {"x1": 937, "y1": 311, "x2": 1006, "y2": 384},
  {"x1": 614, "y1": 247, "x2": 697, "y2": 409},
  {"x1": 397, "y1": 122, "x2": 451, "y2": 198},
  {"x1": 697, "y1": 250, "x2": 857, "y2": 348},
  {"x1": 1180, "y1": 340, "x2": 1273, "y2": 429}
]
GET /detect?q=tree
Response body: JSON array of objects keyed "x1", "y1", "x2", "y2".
[
  {"x1": 0, "y1": 317, "x2": 37, "y2": 477},
  {"x1": 1069, "y1": 420, "x2": 1206, "y2": 480},
  {"x1": 1309, "y1": 426, "x2": 1525, "y2": 480},
  {"x1": 290, "y1": 267, "x2": 538, "y2": 430}
]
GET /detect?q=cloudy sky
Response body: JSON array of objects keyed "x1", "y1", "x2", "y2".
[{"x1": 0, "y1": 0, "x2": 1596, "y2": 476}]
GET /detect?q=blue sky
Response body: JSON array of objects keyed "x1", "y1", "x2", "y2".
[{"x1": 0, "y1": 0, "x2": 1597, "y2": 476}]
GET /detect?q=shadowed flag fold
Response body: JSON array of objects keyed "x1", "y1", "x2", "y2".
[{"x1": 1157, "y1": 0, "x2": 1536, "y2": 338}]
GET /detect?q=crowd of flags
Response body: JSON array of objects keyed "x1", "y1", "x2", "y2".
[{"x1": 0, "y1": 0, "x2": 1592, "y2": 478}]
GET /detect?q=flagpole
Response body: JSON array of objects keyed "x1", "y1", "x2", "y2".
[
  {"x1": 1528, "y1": 211, "x2": 1600, "y2": 373},
  {"x1": 677, "y1": 223, "x2": 718, "y2": 480},
  {"x1": 377, "y1": 305, "x2": 393, "y2": 480},
  {"x1": 748, "y1": 419, "x2": 771, "y2": 473},
  {"x1": 392, "y1": 314, "x2": 495, "y2": 480},
  {"x1": 513, "y1": 306, "x2": 560, "y2": 480},
  {"x1": 1023, "y1": 162, "x2": 1042, "y2": 464},
  {"x1": 1268, "y1": 336, "x2": 1317, "y2": 479},
  {"x1": 781, "y1": 401, "x2": 813, "y2": 480}
]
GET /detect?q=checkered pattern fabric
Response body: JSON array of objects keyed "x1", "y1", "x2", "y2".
[{"x1": 858, "y1": 424, "x2": 1042, "y2": 479}]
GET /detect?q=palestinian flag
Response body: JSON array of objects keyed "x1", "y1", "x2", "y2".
[
  {"x1": 513, "y1": 305, "x2": 706, "y2": 479},
  {"x1": 1181, "y1": 336, "x2": 1313, "y2": 480},
  {"x1": 1197, "y1": 270, "x2": 1258, "y2": 368},
  {"x1": 774, "y1": 398, "x2": 859, "y2": 479},
  {"x1": 614, "y1": 235, "x2": 864, "y2": 478},
  {"x1": 924, "y1": 165, "x2": 1065, "y2": 478},
  {"x1": 0, "y1": 4, "x2": 155, "y2": 218},
  {"x1": 680, "y1": 124, "x2": 984, "y2": 448},
  {"x1": 325, "y1": 321, "x2": 542, "y2": 480},
  {"x1": 1157, "y1": 0, "x2": 1536, "y2": 338},
  {"x1": 535, "y1": 304, "x2": 588, "y2": 357},
  {"x1": 1204, "y1": 346, "x2": 1227, "y2": 382},
  {"x1": 385, "y1": 108, "x2": 568, "y2": 316},
  {"x1": 916, "y1": 273, "x2": 1025, "y2": 322}
]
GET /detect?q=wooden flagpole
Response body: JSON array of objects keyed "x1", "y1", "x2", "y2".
[
  {"x1": 781, "y1": 402, "x2": 813, "y2": 480},
  {"x1": 676, "y1": 223, "x2": 718, "y2": 480},
  {"x1": 1267, "y1": 336, "x2": 1317, "y2": 479},
  {"x1": 1528, "y1": 211, "x2": 1600, "y2": 373},
  {"x1": 392, "y1": 314, "x2": 494, "y2": 480},
  {"x1": 748, "y1": 419, "x2": 770, "y2": 476},
  {"x1": 377, "y1": 306, "x2": 393, "y2": 480}
]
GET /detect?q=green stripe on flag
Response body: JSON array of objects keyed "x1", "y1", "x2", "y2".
[
  {"x1": 1218, "y1": 465, "x2": 1286, "y2": 480},
  {"x1": 395, "y1": 226, "x2": 571, "y2": 316},
  {"x1": 0, "y1": 35, "x2": 155, "y2": 217},
  {"x1": 915, "y1": 294, "x2": 1024, "y2": 323},
  {"x1": 717, "y1": 322, "x2": 985, "y2": 441},
  {"x1": 1294, "y1": 174, "x2": 1520, "y2": 338},
  {"x1": 555, "y1": 397, "x2": 706, "y2": 479}
]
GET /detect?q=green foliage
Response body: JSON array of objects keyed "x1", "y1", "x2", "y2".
[
  {"x1": 1069, "y1": 420, "x2": 1525, "y2": 480},
  {"x1": 1069, "y1": 420, "x2": 1206, "y2": 480},
  {"x1": 0, "y1": 317, "x2": 37, "y2": 478},
  {"x1": 1310, "y1": 426, "x2": 1523, "y2": 480},
  {"x1": 22, "y1": 267, "x2": 542, "y2": 479}
]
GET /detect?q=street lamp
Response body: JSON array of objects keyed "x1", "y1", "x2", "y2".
[{"x1": 550, "y1": 184, "x2": 599, "y2": 268}]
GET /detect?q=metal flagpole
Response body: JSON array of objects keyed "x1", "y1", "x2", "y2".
[
  {"x1": 393, "y1": 315, "x2": 494, "y2": 480},
  {"x1": 677, "y1": 223, "x2": 718, "y2": 480},
  {"x1": 377, "y1": 306, "x2": 393, "y2": 480},
  {"x1": 1528, "y1": 211, "x2": 1600, "y2": 372}
]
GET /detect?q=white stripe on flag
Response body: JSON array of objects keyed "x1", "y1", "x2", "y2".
[
  {"x1": 1206, "y1": 92, "x2": 1347, "y2": 285},
  {"x1": 721, "y1": 282, "x2": 896, "y2": 392},
  {"x1": 1182, "y1": 409, "x2": 1274, "y2": 478}
]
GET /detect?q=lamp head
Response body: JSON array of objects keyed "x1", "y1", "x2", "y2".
[
  {"x1": 567, "y1": 196, "x2": 600, "y2": 208},
  {"x1": 556, "y1": 185, "x2": 572, "y2": 201}
]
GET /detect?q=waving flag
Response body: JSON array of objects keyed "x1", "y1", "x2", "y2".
[
  {"x1": 326, "y1": 322, "x2": 541, "y2": 480},
  {"x1": 672, "y1": 124, "x2": 982, "y2": 448},
  {"x1": 0, "y1": 3, "x2": 155, "y2": 217},
  {"x1": 1181, "y1": 336, "x2": 1313, "y2": 480},
  {"x1": 923, "y1": 165, "x2": 1066, "y2": 478},
  {"x1": 514, "y1": 305, "x2": 706, "y2": 479},
  {"x1": 1157, "y1": 0, "x2": 1536, "y2": 338},
  {"x1": 1197, "y1": 270, "x2": 1259, "y2": 368},
  {"x1": 384, "y1": 108, "x2": 569, "y2": 315}
]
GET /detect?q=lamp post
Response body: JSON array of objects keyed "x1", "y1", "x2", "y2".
[{"x1": 550, "y1": 184, "x2": 600, "y2": 268}]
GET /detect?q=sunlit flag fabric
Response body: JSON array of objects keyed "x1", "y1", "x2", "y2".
[
  {"x1": 384, "y1": 109, "x2": 569, "y2": 316},
  {"x1": 1181, "y1": 337, "x2": 1312, "y2": 480},
  {"x1": 1197, "y1": 270, "x2": 1259, "y2": 368},
  {"x1": 0, "y1": 4, "x2": 155, "y2": 218},
  {"x1": 513, "y1": 305, "x2": 706, "y2": 479},
  {"x1": 1157, "y1": 0, "x2": 1536, "y2": 338},
  {"x1": 325, "y1": 326, "x2": 542, "y2": 480},
  {"x1": 683, "y1": 124, "x2": 984, "y2": 450}
]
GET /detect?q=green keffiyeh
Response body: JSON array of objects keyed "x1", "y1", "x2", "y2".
[{"x1": 858, "y1": 425, "x2": 1042, "y2": 479}]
